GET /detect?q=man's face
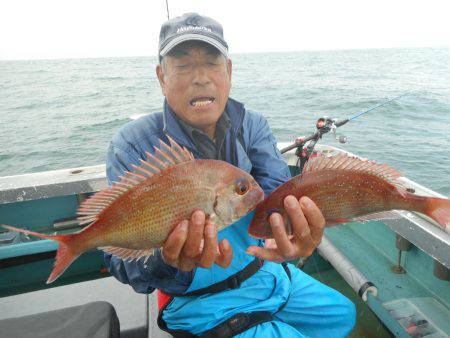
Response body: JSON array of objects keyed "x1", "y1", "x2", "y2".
[{"x1": 156, "y1": 42, "x2": 232, "y2": 135}]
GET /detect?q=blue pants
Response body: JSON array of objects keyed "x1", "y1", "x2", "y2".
[
  {"x1": 237, "y1": 265, "x2": 356, "y2": 338},
  {"x1": 164, "y1": 217, "x2": 355, "y2": 337}
]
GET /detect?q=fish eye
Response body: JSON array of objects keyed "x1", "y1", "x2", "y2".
[{"x1": 235, "y1": 180, "x2": 249, "y2": 195}]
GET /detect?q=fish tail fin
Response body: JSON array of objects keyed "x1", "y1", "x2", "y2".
[
  {"x1": 1, "y1": 224, "x2": 84, "y2": 283},
  {"x1": 46, "y1": 234, "x2": 83, "y2": 284},
  {"x1": 418, "y1": 197, "x2": 450, "y2": 234}
]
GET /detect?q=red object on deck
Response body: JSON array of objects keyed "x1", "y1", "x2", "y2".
[{"x1": 157, "y1": 290, "x2": 172, "y2": 310}]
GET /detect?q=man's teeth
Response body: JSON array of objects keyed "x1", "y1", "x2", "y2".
[{"x1": 191, "y1": 99, "x2": 214, "y2": 107}]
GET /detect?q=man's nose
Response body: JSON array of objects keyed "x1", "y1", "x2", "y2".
[{"x1": 192, "y1": 64, "x2": 211, "y2": 86}]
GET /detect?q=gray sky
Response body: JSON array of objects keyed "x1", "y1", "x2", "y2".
[{"x1": 1, "y1": 0, "x2": 449, "y2": 60}]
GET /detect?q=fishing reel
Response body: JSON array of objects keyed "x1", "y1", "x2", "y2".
[
  {"x1": 280, "y1": 93, "x2": 407, "y2": 172},
  {"x1": 316, "y1": 117, "x2": 347, "y2": 144},
  {"x1": 281, "y1": 116, "x2": 349, "y2": 172}
]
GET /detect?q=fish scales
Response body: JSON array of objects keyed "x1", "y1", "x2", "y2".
[
  {"x1": 82, "y1": 161, "x2": 234, "y2": 249},
  {"x1": 299, "y1": 171, "x2": 397, "y2": 220},
  {"x1": 249, "y1": 153, "x2": 450, "y2": 238},
  {"x1": 1, "y1": 137, "x2": 264, "y2": 283}
]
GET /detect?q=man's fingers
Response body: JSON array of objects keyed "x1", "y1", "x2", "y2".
[
  {"x1": 300, "y1": 196, "x2": 325, "y2": 242},
  {"x1": 162, "y1": 220, "x2": 188, "y2": 266},
  {"x1": 246, "y1": 246, "x2": 283, "y2": 263},
  {"x1": 198, "y1": 221, "x2": 217, "y2": 268},
  {"x1": 215, "y1": 239, "x2": 233, "y2": 268},
  {"x1": 182, "y1": 210, "x2": 206, "y2": 258},
  {"x1": 178, "y1": 257, "x2": 196, "y2": 271},
  {"x1": 284, "y1": 195, "x2": 310, "y2": 238},
  {"x1": 269, "y1": 212, "x2": 295, "y2": 258},
  {"x1": 244, "y1": 197, "x2": 326, "y2": 263}
]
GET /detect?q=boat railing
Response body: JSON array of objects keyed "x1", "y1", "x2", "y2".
[{"x1": 1, "y1": 143, "x2": 448, "y2": 269}]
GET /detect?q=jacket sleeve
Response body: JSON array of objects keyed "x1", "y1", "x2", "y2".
[
  {"x1": 104, "y1": 140, "x2": 191, "y2": 295},
  {"x1": 247, "y1": 112, "x2": 291, "y2": 195}
]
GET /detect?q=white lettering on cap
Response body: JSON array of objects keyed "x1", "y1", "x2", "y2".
[{"x1": 176, "y1": 26, "x2": 212, "y2": 34}]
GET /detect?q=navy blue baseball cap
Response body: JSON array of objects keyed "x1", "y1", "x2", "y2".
[{"x1": 159, "y1": 13, "x2": 228, "y2": 58}]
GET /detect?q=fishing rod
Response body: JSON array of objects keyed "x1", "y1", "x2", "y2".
[
  {"x1": 280, "y1": 94, "x2": 408, "y2": 171},
  {"x1": 165, "y1": 0, "x2": 170, "y2": 20},
  {"x1": 348, "y1": 93, "x2": 408, "y2": 122}
]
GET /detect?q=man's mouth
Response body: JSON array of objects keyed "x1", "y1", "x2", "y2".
[{"x1": 189, "y1": 97, "x2": 215, "y2": 107}]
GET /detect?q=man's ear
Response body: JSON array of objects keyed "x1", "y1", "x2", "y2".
[
  {"x1": 227, "y1": 58, "x2": 232, "y2": 81},
  {"x1": 156, "y1": 64, "x2": 166, "y2": 96}
]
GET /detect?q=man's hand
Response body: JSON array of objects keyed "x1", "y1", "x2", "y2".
[
  {"x1": 246, "y1": 195, "x2": 325, "y2": 262},
  {"x1": 162, "y1": 210, "x2": 233, "y2": 271}
]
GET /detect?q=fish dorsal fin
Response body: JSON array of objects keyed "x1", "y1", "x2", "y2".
[
  {"x1": 301, "y1": 153, "x2": 403, "y2": 185},
  {"x1": 99, "y1": 246, "x2": 155, "y2": 262},
  {"x1": 77, "y1": 136, "x2": 194, "y2": 224}
]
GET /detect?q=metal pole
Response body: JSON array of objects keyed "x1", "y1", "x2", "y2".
[
  {"x1": 318, "y1": 236, "x2": 378, "y2": 301},
  {"x1": 165, "y1": 0, "x2": 170, "y2": 19}
]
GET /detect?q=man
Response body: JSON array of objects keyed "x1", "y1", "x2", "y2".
[{"x1": 105, "y1": 13, "x2": 355, "y2": 337}]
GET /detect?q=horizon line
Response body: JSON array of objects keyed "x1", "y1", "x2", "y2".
[{"x1": 1, "y1": 45, "x2": 449, "y2": 62}]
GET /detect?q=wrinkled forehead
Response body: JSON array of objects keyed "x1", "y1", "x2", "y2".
[{"x1": 162, "y1": 40, "x2": 225, "y2": 61}]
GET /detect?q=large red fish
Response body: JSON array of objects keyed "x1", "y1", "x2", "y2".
[
  {"x1": 249, "y1": 153, "x2": 450, "y2": 238},
  {"x1": 2, "y1": 137, "x2": 264, "y2": 283}
]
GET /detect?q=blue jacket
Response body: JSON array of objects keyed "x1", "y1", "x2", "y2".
[{"x1": 104, "y1": 98, "x2": 291, "y2": 295}]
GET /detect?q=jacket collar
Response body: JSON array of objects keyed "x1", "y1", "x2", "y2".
[{"x1": 162, "y1": 98, "x2": 245, "y2": 150}]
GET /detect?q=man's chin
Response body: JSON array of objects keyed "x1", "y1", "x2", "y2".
[{"x1": 188, "y1": 106, "x2": 223, "y2": 122}]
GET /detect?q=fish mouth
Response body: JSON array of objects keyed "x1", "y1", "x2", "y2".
[
  {"x1": 248, "y1": 217, "x2": 272, "y2": 239},
  {"x1": 189, "y1": 96, "x2": 215, "y2": 107},
  {"x1": 234, "y1": 187, "x2": 264, "y2": 218},
  {"x1": 246, "y1": 187, "x2": 265, "y2": 212}
]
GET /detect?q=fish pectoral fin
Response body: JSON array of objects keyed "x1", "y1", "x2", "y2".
[
  {"x1": 208, "y1": 212, "x2": 218, "y2": 225},
  {"x1": 352, "y1": 211, "x2": 402, "y2": 223},
  {"x1": 326, "y1": 211, "x2": 402, "y2": 226},
  {"x1": 208, "y1": 213, "x2": 227, "y2": 232},
  {"x1": 326, "y1": 218, "x2": 352, "y2": 226},
  {"x1": 100, "y1": 246, "x2": 155, "y2": 261}
]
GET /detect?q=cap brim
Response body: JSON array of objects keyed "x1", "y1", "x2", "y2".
[{"x1": 160, "y1": 34, "x2": 228, "y2": 58}]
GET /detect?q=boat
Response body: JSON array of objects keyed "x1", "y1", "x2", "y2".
[{"x1": 0, "y1": 143, "x2": 449, "y2": 337}]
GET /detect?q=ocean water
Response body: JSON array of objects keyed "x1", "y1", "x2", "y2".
[{"x1": 1, "y1": 48, "x2": 449, "y2": 196}]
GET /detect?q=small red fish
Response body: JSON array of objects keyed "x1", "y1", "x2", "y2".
[
  {"x1": 249, "y1": 153, "x2": 450, "y2": 238},
  {"x1": 2, "y1": 137, "x2": 264, "y2": 283}
]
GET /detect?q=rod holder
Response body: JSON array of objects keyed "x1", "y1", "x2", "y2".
[
  {"x1": 391, "y1": 234, "x2": 413, "y2": 274},
  {"x1": 395, "y1": 233, "x2": 413, "y2": 251},
  {"x1": 391, "y1": 250, "x2": 406, "y2": 274}
]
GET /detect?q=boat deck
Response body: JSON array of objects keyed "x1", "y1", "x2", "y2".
[{"x1": 0, "y1": 144, "x2": 449, "y2": 337}]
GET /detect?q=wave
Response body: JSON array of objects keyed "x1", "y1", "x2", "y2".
[
  {"x1": 97, "y1": 76, "x2": 125, "y2": 81},
  {"x1": 0, "y1": 154, "x2": 13, "y2": 161},
  {"x1": 1, "y1": 48, "x2": 449, "y2": 195},
  {"x1": 11, "y1": 91, "x2": 102, "y2": 110},
  {"x1": 74, "y1": 118, "x2": 131, "y2": 133},
  {"x1": 12, "y1": 103, "x2": 39, "y2": 110},
  {"x1": 129, "y1": 114, "x2": 147, "y2": 120}
]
